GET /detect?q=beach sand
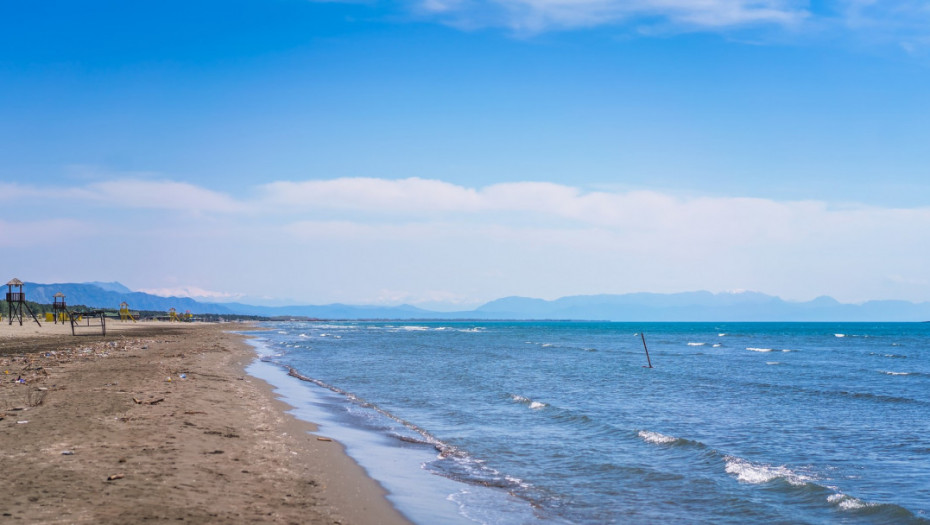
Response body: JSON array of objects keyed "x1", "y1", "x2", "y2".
[{"x1": 0, "y1": 320, "x2": 412, "y2": 524}]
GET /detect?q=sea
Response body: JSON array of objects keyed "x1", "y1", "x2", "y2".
[{"x1": 243, "y1": 321, "x2": 930, "y2": 524}]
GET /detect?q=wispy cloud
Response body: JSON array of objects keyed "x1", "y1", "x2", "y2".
[
  {"x1": 261, "y1": 177, "x2": 482, "y2": 214},
  {"x1": 835, "y1": 0, "x2": 930, "y2": 51},
  {"x1": 136, "y1": 286, "x2": 245, "y2": 301},
  {"x1": 403, "y1": 0, "x2": 930, "y2": 49},
  {"x1": 410, "y1": 0, "x2": 809, "y2": 33},
  {"x1": 9, "y1": 176, "x2": 930, "y2": 303},
  {"x1": 83, "y1": 179, "x2": 246, "y2": 214}
]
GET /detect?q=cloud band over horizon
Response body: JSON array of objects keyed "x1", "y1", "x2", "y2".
[{"x1": 2, "y1": 176, "x2": 929, "y2": 306}]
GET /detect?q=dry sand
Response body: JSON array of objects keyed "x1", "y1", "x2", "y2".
[{"x1": 0, "y1": 320, "x2": 412, "y2": 524}]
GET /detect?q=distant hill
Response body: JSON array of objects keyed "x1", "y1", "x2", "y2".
[
  {"x1": 474, "y1": 292, "x2": 930, "y2": 321},
  {"x1": 23, "y1": 282, "x2": 236, "y2": 315},
  {"x1": 12, "y1": 282, "x2": 930, "y2": 321}
]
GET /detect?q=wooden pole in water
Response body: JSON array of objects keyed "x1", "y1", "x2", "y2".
[{"x1": 641, "y1": 332, "x2": 653, "y2": 368}]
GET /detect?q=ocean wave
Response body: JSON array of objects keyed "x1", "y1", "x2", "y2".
[
  {"x1": 635, "y1": 430, "x2": 705, "y2": 449},
  {"x1": 827, "y1": 493, "x2": 872, "y2": 511},
  {"x1": 835, "y1": 334, "x2": 846, "y2": 337},
  {"x1": 766, "y1": 362, "x2": 780, "y2": 366},
  {"x1": 723, "y1": 456, "x2": 812, "y2": 486},
  {"x1": 747, "y1": 347, "x2": 775, "y2": 352},
  {"x1": 836, "y1": 390, "x2": 921, "y2": 404},
  {"x1": 718, "y1": 333, "x2": 727, "y2": 337},
  {"x1": 313, "y1": 324, "x2": 357, "y2": 330},
  {"x1": 510, "y1": 394, "x2": 548, "y2": 410},
  {"x1": 637, "y1": 430, "x2": 677, "y2": 444},
  {"x1": 687, "y1": 342, "x2": 707, "y2": 346},
  {"x1": 881, "y1": 371, "x2": 911, "y2": 376},
  {"x1": 712, "y1": 344, "x2": 722, "y2": 348},
  {"x1": 825, "y1": 492, "x2": 922, "y2": 521}
]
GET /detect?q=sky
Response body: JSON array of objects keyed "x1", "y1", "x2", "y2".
[{"x1": 1, "y1": 0, "x2": 929, "y2": 309}]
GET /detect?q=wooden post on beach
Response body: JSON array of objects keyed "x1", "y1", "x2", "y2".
[{"x1": 641, "y1": 332, "x2": 653, "y2": 368}]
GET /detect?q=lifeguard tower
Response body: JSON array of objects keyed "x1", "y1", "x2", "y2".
[
  {"x1": 6, "y1": 279, "x2": 41, "y2": 326},
  {"x1": 53, "y1": 292, "x2": 68, "y2": 324},
  {"x1": 119, "y1": 302, "x2": 136, "y2": 322}
]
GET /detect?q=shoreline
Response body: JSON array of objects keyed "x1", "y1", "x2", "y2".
[{"x1": 0, "y1": 321, "x2": 411, "y2": 524}]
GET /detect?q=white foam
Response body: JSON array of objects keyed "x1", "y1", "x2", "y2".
[
  {"x1": 637, "y1": 430, "x2": 677, "y2": 444},
  {"x1": 835, "y1": 334, "x2": 846, "y2": 338},
  {"x1": 828, "y1": 493, "x2": 871, "y2": 511},
  {"x1": 718, "y1": 333, "x2": 727, "y2": 337},
  {"x1": 881, "y1": 371, "x2": 911, "y2": 376},
  {"x1": 747, "y1": 347, "x2": 775, "y2": 352},
  {"x1": 724, "y1": 456, "x2": 810, "y2": 485},
  {"x1": 687, "y1": 342, "x2": 707, "y2": 346},
  {"x1": 712, "y1": 344, "x2": 722, "y2": 348},
  {"x1": 766, "y1": 361, "x2": 780, "y2": 365},
  {"x1": 511, "y1": 395, "x2": 547, "y2": 410}
]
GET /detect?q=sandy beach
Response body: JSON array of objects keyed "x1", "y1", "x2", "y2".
[{"x1": 0, "y1": 320, "x2": 411, "y2": 524}]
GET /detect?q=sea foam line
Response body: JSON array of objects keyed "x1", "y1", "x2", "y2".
[{"x1": 283, "y1": 365, "x2": 533, "y2": 496}]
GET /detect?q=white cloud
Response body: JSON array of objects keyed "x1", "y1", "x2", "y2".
[
  {"x1": 1, "y1": 179, "x2": 245, "y2": 215},
  {"x1": 412, "y1": 0, "x2": 809, "y2": 33},
  {"x1": 84, "y1": 179, "x2": 245, "y2": 214},
  {"x1": 136, "y1": 286, "x2": 244, "y2": 301},
  {"x1": 261, "y1": 177, "x2": 482, "y2": 213},
  {"x1": 835, "y1": 0, "x2": 930, "y2": 50},
  {"x1": 404, "y1": 0, "x2": 930, "y2": 48},
  {"x1": 260, "y1": 177, "x2": 833, "y2": 245},
  {"x1": 8, "y1": 176, "x2": 930, "y2": 304}
]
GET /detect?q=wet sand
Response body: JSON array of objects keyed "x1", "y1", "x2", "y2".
[{"x1": 0, "y1": 320, "x2": 411, "y2": 524}]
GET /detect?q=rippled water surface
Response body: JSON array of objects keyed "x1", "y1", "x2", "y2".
[{"x1": 249, "y1": 321, "x2": 930, "y2": 524}]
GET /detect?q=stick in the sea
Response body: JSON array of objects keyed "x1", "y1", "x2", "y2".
[{"x1": 641, "y1": 332, "x2": 653, "y2": 368}]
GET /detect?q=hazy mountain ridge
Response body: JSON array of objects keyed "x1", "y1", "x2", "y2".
[{"x1": 14, "y1": 282, "x2": 930, "y2": 321}]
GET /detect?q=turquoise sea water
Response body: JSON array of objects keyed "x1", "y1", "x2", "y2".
[{"x1": 246, "y1": 321, "x2": 930, "y2": 524}]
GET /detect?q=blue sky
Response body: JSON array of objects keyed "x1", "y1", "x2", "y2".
[{"x1": 2, "y1": 0, "x2": 929, "y2": 308}]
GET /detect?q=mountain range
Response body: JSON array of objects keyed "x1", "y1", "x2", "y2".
[{"x1": 12, "y1": 281, "x2": 930, "y2": 322}]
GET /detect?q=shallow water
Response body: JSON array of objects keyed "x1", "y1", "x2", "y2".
[{"x1": 248, "y1": 321, "x2": 930, "y2": 524}]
